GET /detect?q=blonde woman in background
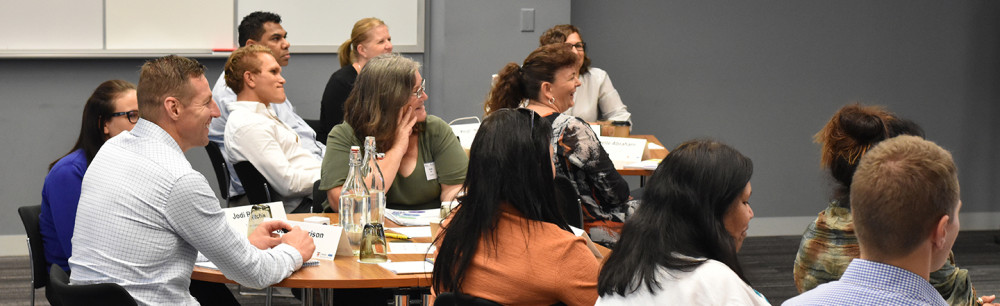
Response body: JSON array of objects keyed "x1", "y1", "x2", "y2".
[{"x1": 318, "y1": 17, "x2": 393, "y2": 140}]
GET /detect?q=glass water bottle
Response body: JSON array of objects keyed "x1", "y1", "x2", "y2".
[
  {"x1": 339, "y1": 146, "x2": 368, "y2": 255},
  {"x1": 359, "y1": 136, "x2": 388, "y2": 263}
]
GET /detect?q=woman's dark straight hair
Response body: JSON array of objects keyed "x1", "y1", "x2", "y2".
[
  {"x1": 432, "y1": 108, "x2": 569, "y2": 294},
  {"x1": 597, "y1": 139, "x2": 753, "y2": 296},
  {"x1": 49, "y1": 80, "x2": 136, "y2": 170}
]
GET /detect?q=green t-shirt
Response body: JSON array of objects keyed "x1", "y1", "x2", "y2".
[{"x1": 320, "y1": 115, "x2": 468, "y2": 210}]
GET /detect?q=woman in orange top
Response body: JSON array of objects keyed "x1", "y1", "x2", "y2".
[{"x1": 432, "y1": 108, "x2": 600, "y2": 305}]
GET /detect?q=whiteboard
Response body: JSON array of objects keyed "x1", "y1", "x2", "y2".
[
  {"x1": 105, "y1": 0, "x2": 234, "y2": 50},
  {"x1": 0, "y1": 0, "x2": 103, "y2": 50},
  {"x1": 0, "y1": 0, "x2": 424, "y2": 57},
  {"x1": 238, "y1": 0, "x2": 424, "y2": 53}
]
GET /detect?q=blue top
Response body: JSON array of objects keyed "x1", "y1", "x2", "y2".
[
  {"x1": 39, "y1": 149, "x2": 88, "y2": 271},
  {"x1": 783, "y1": 258, "x2": 947, "y2": 306}
]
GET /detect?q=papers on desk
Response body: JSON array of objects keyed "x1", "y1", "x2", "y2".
[
  {"x1": 385, "y1": 209, "x2": 441, "y2": 226},
  {"x1": 195, "y1": 260, "x2": 219, "y2": 270},
  {"x1": 378, "y1": 261, "x2": 434, "y2": 275},
  {"x1": 387, "y1": 226, "x2": 432, "y2": 238},
  {"x1": 624, "y1": 159, "x2": 662, "y2": 170},
  {"x1": 388, "y1": 242, "x2": 436, "y2": 254}
]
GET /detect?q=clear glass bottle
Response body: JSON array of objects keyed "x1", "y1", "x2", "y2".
[
  {"x1": 361, "y1": 136, "x2": 386, "y2": 225},
  {"x1": 359, "y1": 136, "x2": 388, "y2": 263},
  {"x1": 339, "y1": 146, "x2": 367, "y2": 255},
  {"x1": 246, "y1": 204, "x2": 272, "y2": 238}
]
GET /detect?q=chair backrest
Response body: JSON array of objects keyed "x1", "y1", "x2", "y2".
[
  {"x1": 232, "y1": 161, "x2": 279, "y2": 205},
  {"x1": 203, "y1": 144, "x2": 230, "y2": 200},
  {"x1": 48, "y1": 264, "x2": 137, "y2": 306},
  {"x1": 312, "y1": 180, "x2": 328, "y2": 212},
  {"x1": 434, "y1": 292, "x2": 503, "y2": 306},
  {"x1": 18, "y1": 205, "x2": 47, "y2": 289},
  {"x1": 553, "y1": 177, "x2": 584, "y2": 229}
]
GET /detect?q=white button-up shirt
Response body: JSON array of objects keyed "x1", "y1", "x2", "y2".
[
  {"x1": 209, "y1": 72, "x2": 325, "y2": 197},
  {"x1": 225, "y1": 101, "x2": 321, "y2": 212}
]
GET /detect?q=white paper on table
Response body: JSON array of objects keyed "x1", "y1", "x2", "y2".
[
  {"x1": 195, "y1": 261, "x2": 219, "y2": 270},
  {"x1": 385, "y1": 209, "x2": 441, "y2": 226},
  {"x1": 388, "y1": 242, "x2": 436, "y2": 254},
  {"x1": 378, "y1": 261, "x2": 434, "y2": 275},
  {"x1": 648, "y1": 142, "x2": 665, "y2": 150},
  {"x1": 386, "y1": 226, "x2": 432, "y2": 238}
]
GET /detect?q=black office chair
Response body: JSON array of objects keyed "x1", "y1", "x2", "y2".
[
  {"x1": 553, "y1": 177, "x2": 585, "y2": 229},
  {"x1": 48, "y1": 264, "x2": 137, "y2": 306},
  {"x1": 18, "y1": 205, "x2": 53, "y2": 306},
  {"x1": 304, "y1": 119, "x2": 322, "y2": 137},
  {"x1": 434, "y1": 292, "x2": 503, "y2": 306},
  {"x1": 312, "y1": 180, "x2": 329, "y2": 212},
  {"x1": 232, "y1": 161, "x2": 279, "y2": 205},
  {"x1": 203, "y1": 144, "x2": 230, "y2": 201}
]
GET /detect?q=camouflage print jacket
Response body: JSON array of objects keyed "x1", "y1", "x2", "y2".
[{"x1": 793, "y1": 201, "x2": 979, "y2": 306}]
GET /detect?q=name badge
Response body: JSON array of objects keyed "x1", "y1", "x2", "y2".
[{"x1": 424, "y1": 162, "x2": 438, "y2": 180}]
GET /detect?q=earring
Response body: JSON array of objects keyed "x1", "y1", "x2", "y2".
[{"x1": 548, "y1": 97, "x2": 555, "y2": 105}]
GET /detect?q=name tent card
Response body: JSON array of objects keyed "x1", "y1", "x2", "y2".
[
  {"x1": 286, "y1": 220, "x2": 354, "y2": 260},
  {"x1": 222, "y1": 202, "x2": 287, "y2": 236},
  {"x1": 598, "y1": 136, "x2": 647, "y2": 169}
]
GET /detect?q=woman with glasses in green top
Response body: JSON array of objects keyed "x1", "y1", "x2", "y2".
[{"x1": 320, "y1": 53, "x2": 468, "y2": 211}]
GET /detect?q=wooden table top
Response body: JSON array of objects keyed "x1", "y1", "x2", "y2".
[
  {"x1": 192, "y1": 212, "x2": 612, "y2": 289},
  {"x1": 616, "y1": 134, "x2": 669, "y2": 176},
  {"x1": 191, "y1": 213, "x2": 434, "y2": 289}
]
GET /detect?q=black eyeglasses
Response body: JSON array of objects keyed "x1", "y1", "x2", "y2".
[
  {"x1": 110, "y1": 110, "x2": 139, "y2": 124},
  {"x1": 568, "y1": 42, "x2": 586, "y2": 52}
]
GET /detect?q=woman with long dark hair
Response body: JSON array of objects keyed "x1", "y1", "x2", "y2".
[
  {"x1": 486, "y1": 43, "x2": 632, "y2": 247},
  {"x1": 793, "y1": 103, "x2": 986, "y2": 305},
  {"x1": 432, "y1": 108, "x2": 600, "y2": 305},
  {"x1": 597, "y1": 140, "x2": 768, "y2": 305},
  {"x1": 39, "y1": 80, "x2": 137, "y2": 271}
]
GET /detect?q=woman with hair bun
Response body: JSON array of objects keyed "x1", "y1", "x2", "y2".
[
  {"x1": 485, "y1": 43, "x2": 632, "y2": 247},
  {"x1": 793, "y1": 103, "x2": 988, "y2": 306},
  {"x1": 318, "y1": 17, "x2": 393, "y2": 139}
]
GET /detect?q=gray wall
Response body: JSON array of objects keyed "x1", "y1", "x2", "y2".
[
  {"x1": 0, "y1": 0, "x2": 568, "y2": 236},
  {"x1": 573, "y1": 0, "x2": 1000, "y2": 217},
  {"x1": 4, "y1": 0, "x2": 998, "y2": 236},
  {"x1": 426, "y1": 0, "x2": 572, "y2": 121}
]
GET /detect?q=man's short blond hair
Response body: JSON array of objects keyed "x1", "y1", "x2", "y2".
[
  {"x1": 851, "y1": 135, "x2": 959, "y2": 258},
  {"x1": 224, "y1": 45, "x2": 273, "y2": 94},
  {"x1": 137, "y1": 55, "x2": 206, "y2": 121}
]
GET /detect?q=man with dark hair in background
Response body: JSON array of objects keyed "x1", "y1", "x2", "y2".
[{"x1": 209, "y1": 11, "x2": 325, "y2": 206}]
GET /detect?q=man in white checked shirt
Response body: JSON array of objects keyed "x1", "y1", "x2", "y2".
[{"x1": 68, "y1": 55, "x2": 315, "y2": 305}]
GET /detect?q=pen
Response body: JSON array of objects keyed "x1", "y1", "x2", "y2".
[{"x1": 385, "y1": 232, "x2": 410, "y2": 240}]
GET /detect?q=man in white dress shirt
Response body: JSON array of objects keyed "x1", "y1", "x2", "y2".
[
  {"x1": 209, "y1": 11, "x2": 325, "y2": 205},
  {"x1": 224, "y1": 45, "x2": 321, "y2": 213},
  {"x1": 69, "y1": 55, "x2": 315, "y2": 305}
]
